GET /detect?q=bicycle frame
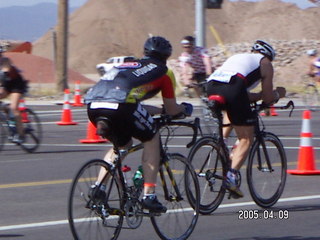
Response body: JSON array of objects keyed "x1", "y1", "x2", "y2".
[
  {"x1": 97, "y1": 115, "x2": 200, "y2": 213},
  {"x1": 207, "y1": 100, "x2": 294, "y2": 180}
]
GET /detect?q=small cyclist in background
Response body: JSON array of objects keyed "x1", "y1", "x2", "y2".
[
  {"x1": 85, "y1": 36, "x2": 193, "y2": 213},
  {"x1": 306, "y1": 49, "x2": 320, "y2": 83},
  {"x1": 0, "y1": 46, "x2": 28, "y2": 144},
  {"x1": 179, "y1": 35, "x2": 214, "y2": 97}
]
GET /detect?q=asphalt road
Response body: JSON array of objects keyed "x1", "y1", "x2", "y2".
[{"x1": 0, "y1": 97, "x2": 319, "y2": 240}]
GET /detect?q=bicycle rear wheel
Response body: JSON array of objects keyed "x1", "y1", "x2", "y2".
[
  {"x1": 247, "y1": 132, "x2": 287, "y2": 208},
  {"x1": 187, "y1": 136, "x2": 226, "y2": 215},
  {"x1": 151, "y1": 153, "x2": 199, "y2": 240},
  {"x1": 68, "y1": 159, "x2": 124, "y2": 240},
  {"x1": 302, "y1": 84, "x2": 319, "y2": 110},
  {"x1": 20, "y1": 109, "x2": 42, "y2": 153},
  {"x1": 0, "y1": 113, "x2": 7, "y2": 152}
]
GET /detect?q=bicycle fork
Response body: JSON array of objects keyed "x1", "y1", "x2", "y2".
[
  {"x1": 256, "y1": 136, "x2": 274, "y2": 173},
  {"x1": 159, "y1": 161, "x2": 183, "y2": 202}
]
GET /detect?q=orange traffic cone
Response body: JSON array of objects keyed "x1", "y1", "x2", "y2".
[
  {"x1": 287, "y1": 110, "x2": 320, "y2": 175},
  {"x1": 57, "y1": 89, "x2": 78, "y2": 125},
  {"x1": 79, "y1": 121, "x2": 108, "y2": 143},
  {"x1": 270, "y1": 105, "x2": 278, "y2": 116},
  {"x1": 72, "y1": 80, "x2": 84, "y2": 107},
  {"x1": 19, "y1": 99, "x2": 30, "y2": 123},
  {"x1": 260, "y1": 105, "x2": 278, "y2": 116}
]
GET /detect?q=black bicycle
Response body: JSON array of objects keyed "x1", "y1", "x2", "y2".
[
  {"x1": 301, "y1": 74, "x2": 319, "y2": 111},
  {"x1": 0, "y1": 101, "x2": 42, "y2": 153},
  {"x1": 187, "y1": 95, "x2": 294, "y2": 214},
  {"x1": 68, "y1": 115, "x2": 200, "y2": 240}
]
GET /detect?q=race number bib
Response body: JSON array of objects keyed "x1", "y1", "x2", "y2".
[
  {"x1": 208, "y1": 70, "x2": 237, "y2": 83},
  {"x1": 90, "y1": 102, "x2": 119, "y2": 109}
]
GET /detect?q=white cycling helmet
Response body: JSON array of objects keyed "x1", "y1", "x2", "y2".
[
  {"x1": 251, "y1": 40, "x2": 276, "y2": 61},
  {"x1": 306, "y1": 49, "x2": 317, "y2": 56}
]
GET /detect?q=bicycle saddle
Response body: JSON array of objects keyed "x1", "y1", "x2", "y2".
[
  {"x1": 208, "y1": 95, "x2": 226, "y2": 107},
  {"x1": 95, "y1": 117, "x2": 112, "y2": 139}
]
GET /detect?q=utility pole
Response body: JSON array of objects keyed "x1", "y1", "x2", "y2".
[
  {"x1": 195, "y1": 0, "x2": 206, "y2": 47},
  {"x1": 195, "y1": 0, "x2": 224, "y2": 47},
  {"x1": 55, "y1": 0, "x2": 69, "y2": 92}
]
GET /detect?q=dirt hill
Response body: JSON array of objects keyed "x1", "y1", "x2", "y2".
[{"x1": 32, "y1": 0, "x2": 320, "y2": 91}]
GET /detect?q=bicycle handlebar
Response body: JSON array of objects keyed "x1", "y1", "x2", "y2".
[
  {"x1": 153, "y1": 115, "x2": 200, "y2": 148},
  {"x1": 253, "y1": 100, "x2": 295, "y2": 117}
]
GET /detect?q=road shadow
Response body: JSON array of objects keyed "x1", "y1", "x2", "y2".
[
  {"x1": 229, "y1": 237, "x2": 319, "y2": 240},
  {"x1": 0, "y1": 149, "x2": 102, "y2": 155},
  {"x1": 0, "y1": 234, "x2": 24, "y2": 238}
]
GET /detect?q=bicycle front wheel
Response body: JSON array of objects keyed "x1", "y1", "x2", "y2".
[
  {"x1": 247, "y1": 132, "x2": 287, "y2": 208},
  {"x1": 20, "y1": 108, "x2": 42, "y2": 153},
  {"x1": 0, "y1": 113, "x2": 7, "y2": 152},
  {"x1": 68, "y1": 159, "x2": 124, "y2": 240},
  {"x1": 302, "y1": 84, "x2": 319, "y2": 110},
  {"x1": 151, "y1": 153, "x2": 200, "y2": 240},
  {"x1": 187, "y1": 136, "x2": 226, "y2": 215}
]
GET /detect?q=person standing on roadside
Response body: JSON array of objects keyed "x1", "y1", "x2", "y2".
[{"x1": 179, "y1": 35, "x2": 214, "y2": 97}]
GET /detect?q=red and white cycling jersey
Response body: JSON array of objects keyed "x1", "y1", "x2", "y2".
[{"x1": 179, "y1": 46, "x2": 210, "y2": 74}]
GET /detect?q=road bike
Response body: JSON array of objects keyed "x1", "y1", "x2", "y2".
[
  {"x1": 301, "y1": 74, "x2": 320, "y2": 111},
  {"x1": 0, "y1": 101, "x2": 42, "y2": 153},
  {"x1": 68, "y1": 114, "x2": 200, "y2": 240},
  {"x1": 187, "y1": 95, "x2": 294, "y2": 214}
]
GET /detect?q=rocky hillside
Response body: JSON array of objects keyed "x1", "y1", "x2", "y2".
[{"x1": 169, "y1": 39, "x2": 320, "y2": 92}]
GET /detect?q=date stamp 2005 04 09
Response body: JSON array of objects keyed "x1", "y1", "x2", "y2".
[{"x1": 238, "y1": 209, "x2": 289, "y2": 220}]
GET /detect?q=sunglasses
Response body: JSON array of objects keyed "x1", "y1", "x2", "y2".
[{"x1": 183, "y1": 45, "x2": 192, "y2": 49}]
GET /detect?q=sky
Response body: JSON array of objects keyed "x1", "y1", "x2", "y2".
[
  {"x1": 0, "y1": 0, "x2": 317, "y2": 9},
  {"x1": 230, "y1": 0, "x2": 317, "y2": 8},
  {"x1": 0, "y1": 0, "x2": 88, "y2": 8}
]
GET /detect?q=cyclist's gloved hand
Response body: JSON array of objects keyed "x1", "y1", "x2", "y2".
[{"x1": 181, "y1": 102, "x2": 193, "y2": 117}]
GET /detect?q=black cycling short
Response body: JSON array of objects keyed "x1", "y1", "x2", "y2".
[
  {"x1": 87, "y1": 102, "x2": 157, "y2": 147},
  {"x1": 2, "y1": 76, "x2": 28, "y2": 94},
  {"x1": 206, "y1": 76, "x2": 256, "y2": 126},
  {"x1": 193, "y1": 72, "x2": 206, "y2": 83}
]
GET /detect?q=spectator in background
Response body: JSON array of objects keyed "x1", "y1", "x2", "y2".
[
  {"x1": 306, "y1": 49, "x2": 320, "y2": 83},
  {"x1": 179, "y1": 35, "x2": 214, "y2": 97}
]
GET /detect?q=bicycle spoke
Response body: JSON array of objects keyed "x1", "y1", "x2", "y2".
[
  {"x1": 20, "y1": 109, "x2": 42, "y2": 153},
  {"x1": 247, "y1": 133, "x2": 287, "y2": 208},
  {"x1": 302, "y1": 84, "x2": 319, "y2": 111},
  {"x1": 188, "y1": 137, "x2": 226, "y2": 215},
  {"x1": 151, "y1": 154, "x2": 199, "y2": 240},
  {"x1": 68, "y1": 159, "x2": 123, "y2": 240}
]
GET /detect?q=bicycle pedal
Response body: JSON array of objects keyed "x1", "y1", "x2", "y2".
[{"x1": 142, "y1": 210, "x2": 162, "y2": 217}]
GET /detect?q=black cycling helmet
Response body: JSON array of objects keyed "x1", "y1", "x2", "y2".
[
  {"x1": 251, "y1": 40, "x2": 276, "y2": 61},
  {"x1": 144, "y1": 36, "x2": 172, "y2": 62}
]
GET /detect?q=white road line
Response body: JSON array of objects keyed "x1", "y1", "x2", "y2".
[{"x1": 0, "y1": 195, "x2": 319, "y2": 231}]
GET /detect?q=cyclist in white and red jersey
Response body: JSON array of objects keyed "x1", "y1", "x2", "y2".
[
  {"x1": 179, "y1": 35, "x2": 213, "y2": 97},
  {"x1": 206, "y1": 40, "x2": 286, "y2": 198},
  {"x1": 85, "y1": 36, "x2": 193, "y2": 212},
  {"x1": 306, "y1": 49, "x2": 320, "y2": 83}
]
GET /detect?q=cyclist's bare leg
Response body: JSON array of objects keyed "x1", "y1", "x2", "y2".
[
  {"x1": 192, "y1": 83, "x2": 202, "y2": 98},
  {"x1": 96, "y1": 140, "x2": 133, "y2": 184},
  {"x1": 142, "y1": 131, "x2": 160, "y2": 195},
  {"x1": 9, "y1": 92, "x2": 24, "y2": 137},
  {"x1": 222, "y1": 112, "x2": 233, "y2": 142},
  {"x1": 231, "y1": 125, "x2": 254, "y2": 170}
]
